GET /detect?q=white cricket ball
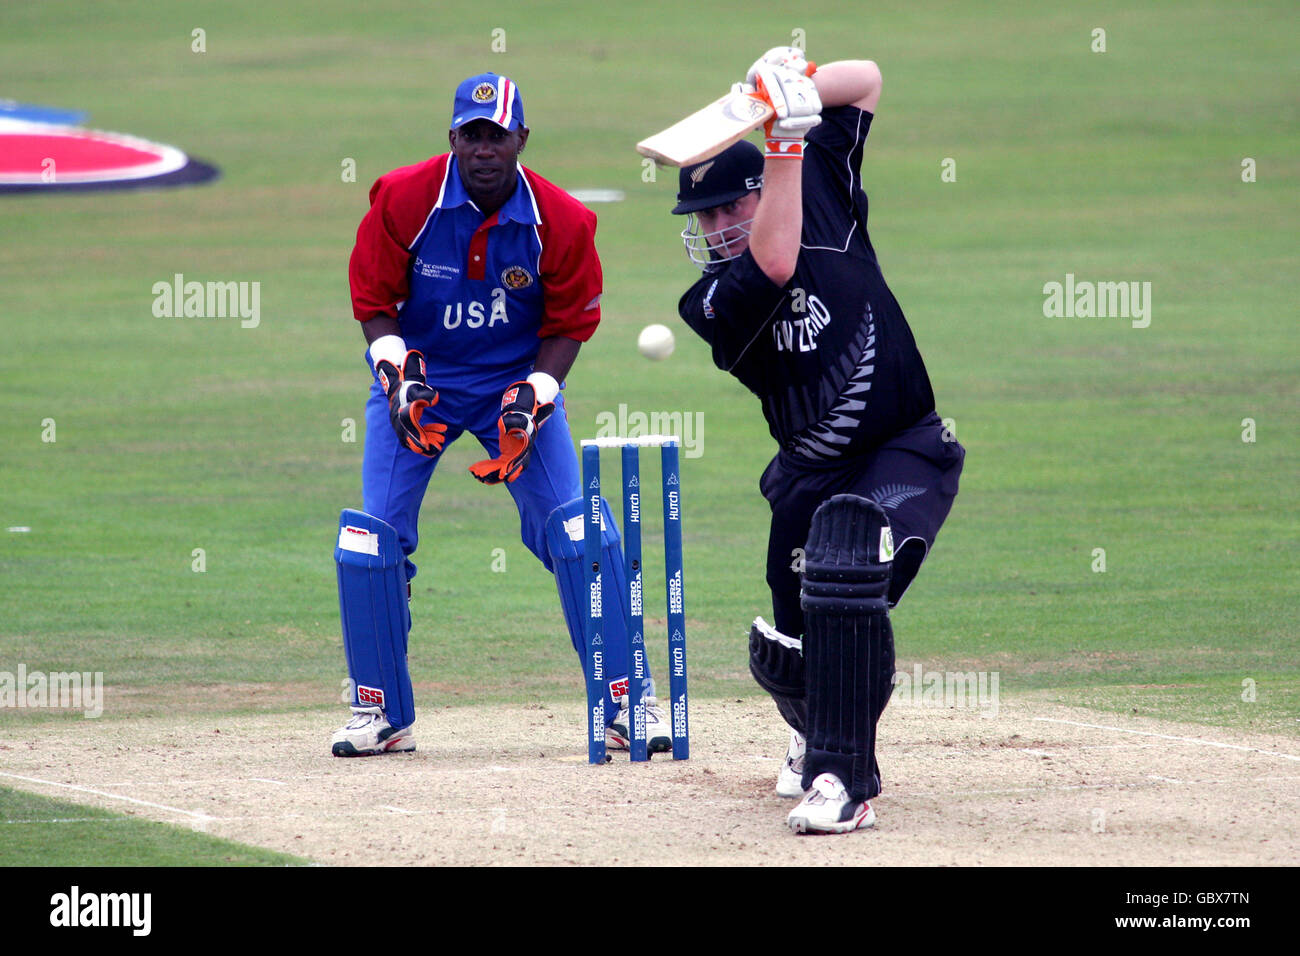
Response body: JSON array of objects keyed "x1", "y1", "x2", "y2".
[{"x1": 637, "y1": 323, "x2": 675, "y2": 361}]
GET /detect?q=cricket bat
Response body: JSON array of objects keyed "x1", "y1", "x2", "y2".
[{"x1": 635, "y1": 90, "x2": 775, "y2": 167}]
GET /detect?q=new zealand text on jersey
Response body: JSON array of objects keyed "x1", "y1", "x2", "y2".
[{"x1": 773, "y1": 293, "x2": 832, "y2": 352}]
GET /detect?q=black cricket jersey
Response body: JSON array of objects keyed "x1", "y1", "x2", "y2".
[{"x1": 678, "y1": 105, "x2": 935, "y2": 461}]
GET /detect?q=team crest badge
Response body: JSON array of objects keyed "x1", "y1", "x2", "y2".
[
  {"x1": 689, "y1": 160, "x2": 715, "y2": 186},
  {"x1": 501, "y1": 265, "x2": 533, "y2": 289},
  {"x1": 472, "y1": 82, "x2": 497, "y2": 103}
]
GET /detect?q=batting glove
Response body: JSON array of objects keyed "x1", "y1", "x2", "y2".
[
  {"x1": 746, "y1": 46, "x2": 811, "y2": 85},
  {"x1": 751, "y1": 64, "x2": 821, "y2": 158},
  {"x1": 468, "y1": 381, "x2": 556, "y2": 484},
  {"x1": 375, "y1": 350, "x2": 448, "y2": 458}
]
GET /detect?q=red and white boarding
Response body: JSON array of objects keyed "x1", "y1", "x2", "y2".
[{"x1": 0, "y1": 118, "x2": 192, "y2": 187}]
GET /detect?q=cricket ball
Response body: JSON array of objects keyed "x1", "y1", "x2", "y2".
[{"x1": 637, "y1": 323, "x2": 675, "y2": 361}]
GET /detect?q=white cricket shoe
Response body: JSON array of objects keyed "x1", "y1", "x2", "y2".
[
  {"x1": 776, "y1": 728, "x2": 807, "y2": 798},
  {"x1": 330, "y1": 706, "x2": 416, "y2": 757},
  {"x1": 606, "y1": 695, "x2": 673, "y2": 754},
  {"x1": 787, "y1": 772, "x2": 876, "y2": 834}
]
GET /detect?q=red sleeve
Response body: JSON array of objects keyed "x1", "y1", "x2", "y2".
[
  {"x1": 532, "y1": 175, "x2": 603, "y2": 341},
  {"x1": 348, "y1": 156, "x2": 448, "y2": 323}
]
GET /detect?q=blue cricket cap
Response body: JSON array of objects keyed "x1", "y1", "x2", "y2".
[{"x1": 450, "y1": 73, "x2": 527, "y2": 131}]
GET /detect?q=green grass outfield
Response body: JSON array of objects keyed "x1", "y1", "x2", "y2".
[
  {"x1": 1, "y1": 0, "x2": 1296, "y2": 860},
  {"x1": 0, "y1": 786, "x2": 305, "y2": 865}
]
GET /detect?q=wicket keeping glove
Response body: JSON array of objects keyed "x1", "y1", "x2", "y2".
[
  {"x1": 468, "y1": 381, "x2": 555, "y2": 484},
  {"x1": 376, "y1": 350, "x2": 448, "y2": 458}
]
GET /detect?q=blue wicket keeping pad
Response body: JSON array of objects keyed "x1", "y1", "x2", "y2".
[
  {"x1": 335, "y1": 509, "x2": 416, "y2": 730},
  {"x1": 545, "y1": 496, "x2": 639, "y2": 721}
]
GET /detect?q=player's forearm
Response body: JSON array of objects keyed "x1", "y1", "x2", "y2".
[
  {"x1": 534, "y1": 335, "x2": 581, "y2": 384},
  {"x1": 813, "y1": 60, "x2": 882, "y2": 112},
  {"x1": 361, "y1": 315, "x2": 402, "y2": 344},
  {"x1": 749, "y1": 158, "x2": 803, "y2": 286}
]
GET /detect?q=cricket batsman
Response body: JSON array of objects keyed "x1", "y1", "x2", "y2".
[
  {"x1": 666, "y1": 49, "x2": 965, "y2": 832},
  {"x1": 331, "y1": 73, "x2": 671, "y2": 757}
]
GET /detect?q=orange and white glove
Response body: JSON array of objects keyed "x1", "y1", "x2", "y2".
[
  {"x1": 468, "y1": 377, "x2": 556, "y2": 484},
  {"x1": 749, "y1": 62, "x2": 821, "y2": 158},
  {"x1": 746, "y1": 46, "x2": 812, "y2": 84}
]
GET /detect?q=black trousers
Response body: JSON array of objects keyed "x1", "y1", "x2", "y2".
[{"x1": 762, "y1": 412, "x2": 965, "y2": 634}]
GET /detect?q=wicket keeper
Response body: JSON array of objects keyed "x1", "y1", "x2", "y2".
[
  {"x1": 332, "y1": 73, "x2": 672, "y2": 757},
  {"x1": 667, "y1": 50, "x2": 965, "y2": 832}
]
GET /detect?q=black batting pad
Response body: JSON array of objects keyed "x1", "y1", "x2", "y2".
[{"x1": 800, "y1": 495, "x2": 895, "y2": 802}]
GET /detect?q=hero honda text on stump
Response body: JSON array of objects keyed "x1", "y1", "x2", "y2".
[{"x1": 581, "y1": 436, "x2": 689, "y2": 764}]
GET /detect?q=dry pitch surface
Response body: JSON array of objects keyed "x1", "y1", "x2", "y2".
[{"x1": 2, "y1": 697, "x2": 1295, "y2": 866}]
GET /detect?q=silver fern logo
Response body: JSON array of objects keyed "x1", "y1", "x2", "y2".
[
  {"x1": 689, "y1": 160, "x2": 716, "y2": 185},
  {"x1": 786, "y1": 303, "x2": 874, "y2": 460},
  {"x1": 869, "y1": 484, "x2": 926, "y2": 509}
]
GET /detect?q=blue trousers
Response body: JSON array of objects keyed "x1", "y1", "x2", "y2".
[{"x1": 361, "y1": 370, "x2": 580, "y2": 581}]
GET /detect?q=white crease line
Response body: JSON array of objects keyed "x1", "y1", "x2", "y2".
[
  {"x1": 921, "y1": 775, "x2": 1298, "y2": 797},
  {"x1": 185, "y1": 798, "x2": 758, "y2": 823},
  {"x1": 0, "y1": 771, "x2": 215, "y2": 822},
  {"x1": 2, "y1": 818, "x2": 139, "y2": 825},
  {"x1": 26, "y1": 767, "x2": 679, "y2": 790},
  {"x1": 978, "y1": 783, "x2": 1121, "y2": 794},
  {"x1": 1144, "y1": 774, "x2": 1300, "y2": 785},
  {"x1": 91, "y1": 776, "x2": 321, "y2": 789},
  {"x1": 1031, "y1": 718, "x2": 1300, "y2": 762},
  {"x1": 74, "y1": 771, "x2": 461, "y2": 789},
  {"x1": 1009, "y1": 743, "x2": 1163, "y2": 752},
  {"x1": 151, "y1": 776, "x2": 1300, "y2": 823},
  {"x1": 955, "y1": 782, "x2": 1145, "y2": 796}
]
